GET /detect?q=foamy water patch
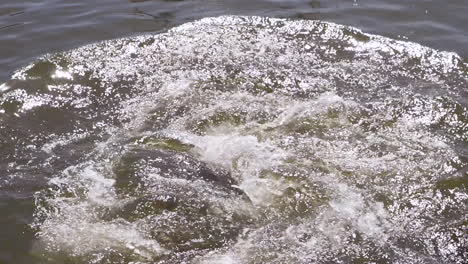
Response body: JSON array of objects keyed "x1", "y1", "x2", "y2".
[
  {"x1": 33, "y1": 165, "x2": 166, "y2": 261},
  {"x1": 18, "y1": 16, "x2": 467, "y2": 263}
]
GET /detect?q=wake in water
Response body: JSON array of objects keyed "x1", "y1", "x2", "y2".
[{"x1": 0, "y1": 16, "x2": 467, "y2": 263}]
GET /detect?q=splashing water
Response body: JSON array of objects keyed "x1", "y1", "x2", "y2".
[{"x1": 1, "y1": 16, "x2": 467, "y2": 263}]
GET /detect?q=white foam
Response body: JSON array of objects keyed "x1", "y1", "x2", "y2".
[
  {"x1": 189, "y1": 132, "x2": 288, "y2": 205},
  {"x1": 329, "y1": 184, "x2": 390, "y2": 240},
  {"x1": 35, "y1": 165, "x2": 166, "y2": 259},
  {"x1": 52, "y1": 69, "x2": 73, "y2": 80},
  {"x1": 0, "y1": 82, "x2": 10, "y2": 93},
  {"x1": 38, "y1": 217, "x2": 165, "y2": 259},
  {"x1": 27, "y1": 16, "x2": 466, "y2": 263}
]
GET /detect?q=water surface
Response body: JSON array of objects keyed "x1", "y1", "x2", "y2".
[
  {"x1": 0, "y1": 1, "x2": 467, "y2": 264},
  {"x1": 1, "y1": 0, "x2": 468, "y2": 81}
]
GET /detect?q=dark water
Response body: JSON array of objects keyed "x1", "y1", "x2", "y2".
[{"x1": 0, "y1": 1, "x2": 468, "y2": 264}]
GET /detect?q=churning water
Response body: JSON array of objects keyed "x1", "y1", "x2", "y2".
[{"x1": 0, "y1": 16, "x2": 467, "y2": 263}]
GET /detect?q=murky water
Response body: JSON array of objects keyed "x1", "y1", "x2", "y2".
[{"x1": 1, "y1": 2, "x2": 468, "y2": 264}]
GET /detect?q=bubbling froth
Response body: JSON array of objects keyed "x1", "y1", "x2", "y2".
[{"x1": 0, "y1": 16, "x2": 465, "y2": 263}]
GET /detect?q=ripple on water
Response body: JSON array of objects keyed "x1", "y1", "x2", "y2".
[{"x1": 0, "y1": 16, "x2": 467, "y2": 263}]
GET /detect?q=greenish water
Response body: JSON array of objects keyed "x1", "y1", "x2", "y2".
[{"x1": 0, "y1": 2, "x2": 467, "y2": 264}]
